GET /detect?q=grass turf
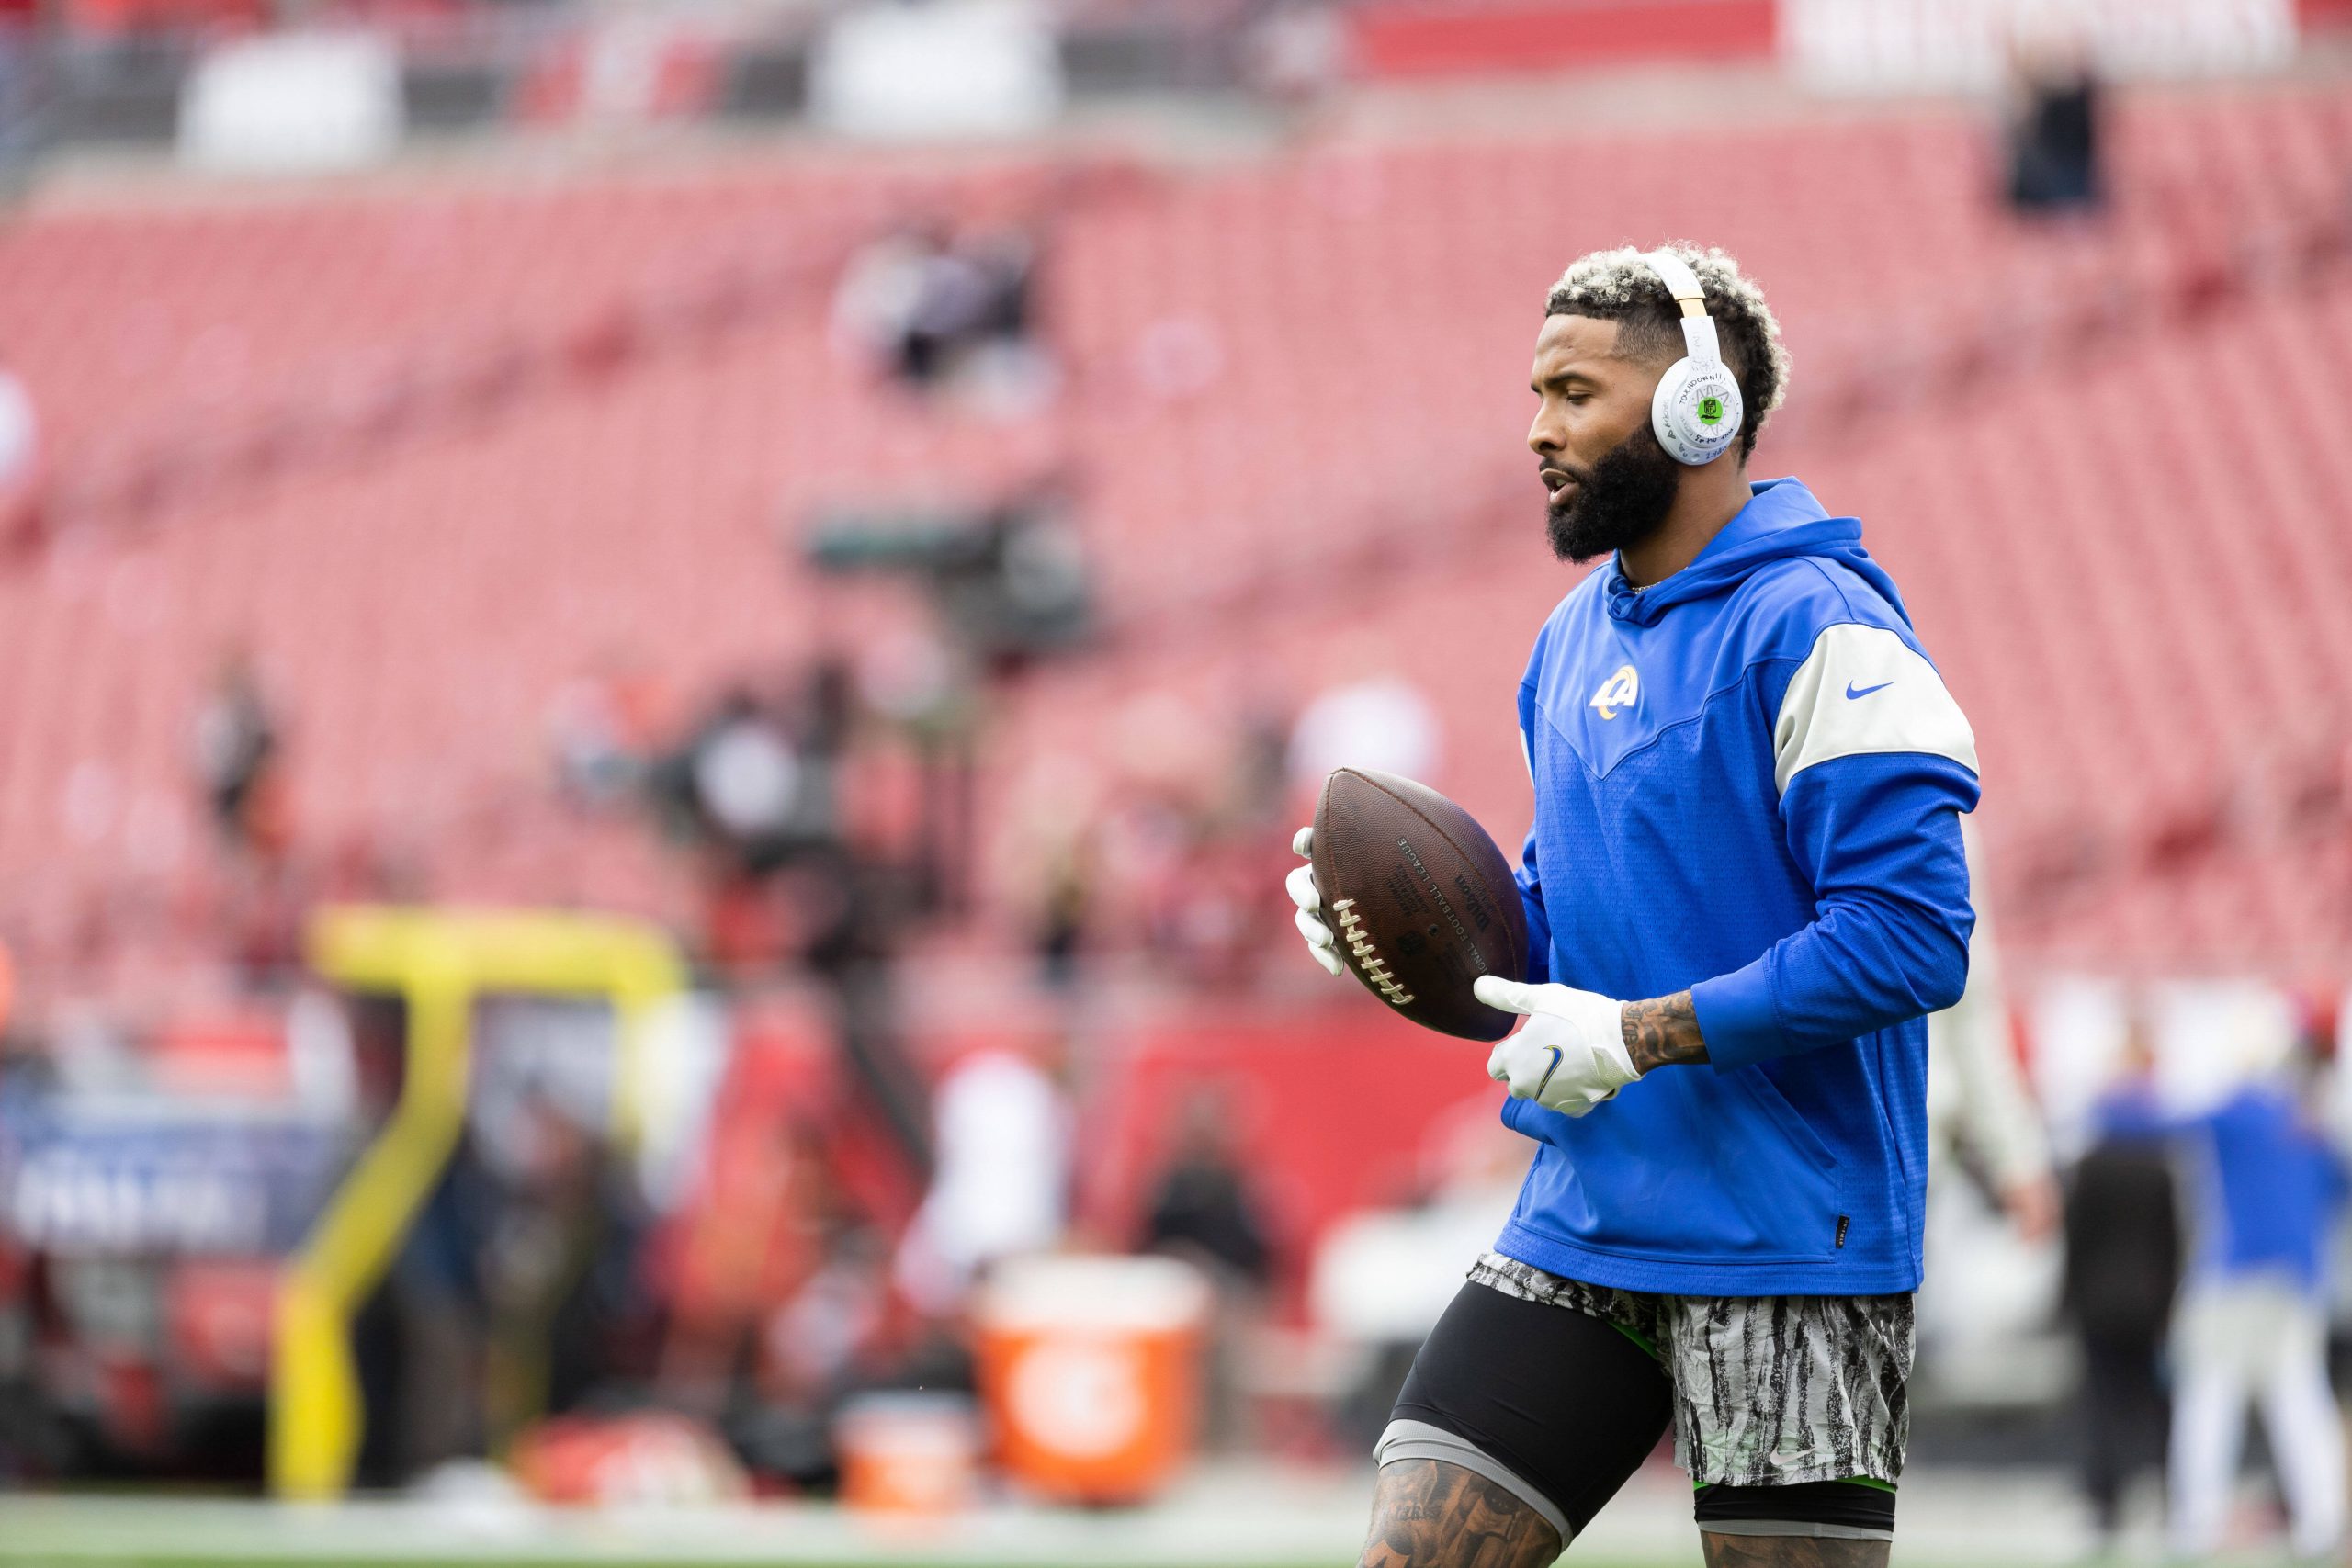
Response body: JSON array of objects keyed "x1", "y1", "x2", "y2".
[{"x1": 0, "y1": 1562, "x2": 1487, "y2": 1568}]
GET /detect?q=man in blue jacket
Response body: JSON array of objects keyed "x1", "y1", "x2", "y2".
[
  {"x1": 1289, "y1": 246, "x2": 1979, "y2": 1566},
  {"x1": 2099, "y1": 1037, "x2": 2347, "y2": 1560}
]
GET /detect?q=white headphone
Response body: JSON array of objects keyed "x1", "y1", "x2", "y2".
[{"x1": 1640, "y1": 250, "x2": 1744, "y2": 467}]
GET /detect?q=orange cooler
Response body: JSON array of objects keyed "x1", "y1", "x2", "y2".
[
  {"x1": 836, "y1": 1393, "x2": 981, "y2": 1518},
  {"x1": 974, "y1": 1255, "x2": 1212, "y2": 1505}
]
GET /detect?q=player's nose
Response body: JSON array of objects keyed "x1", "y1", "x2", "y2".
[{"x1": 1527, "y1": 407, "x2": 1563, "y2": 456}]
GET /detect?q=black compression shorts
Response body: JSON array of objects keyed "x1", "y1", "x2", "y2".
[{"x1": 1375, "y1": 1280, "x2": 1898, "y2": 1545}]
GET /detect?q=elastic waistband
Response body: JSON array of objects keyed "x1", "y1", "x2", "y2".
[{"x1": 1496, "y1": 1219, "x2": 1923, "y2": 1298}]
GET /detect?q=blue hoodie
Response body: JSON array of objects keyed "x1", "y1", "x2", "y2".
[{"x1": 1500, "y1": 478, "x2": 1979, "y2": 1297}]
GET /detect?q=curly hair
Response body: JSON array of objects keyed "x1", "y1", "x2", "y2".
[{"x1": 1544, "y1": 244, "x2": 1791, "y2": 463}]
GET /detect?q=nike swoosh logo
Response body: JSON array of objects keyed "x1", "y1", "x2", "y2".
[
  {"x1": 1845, "y1": 680, "x2": 1895, "y2": 700},
  {"x1": 1532, "y1": 1047, "x2": 1563, "y2": 1100}
]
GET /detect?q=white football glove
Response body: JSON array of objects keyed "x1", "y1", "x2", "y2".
[
  {"x1": 1285, "y1": 826, "x2": 1345, "y2": 978},
  {"x1": 1475, "y1": 976, "x2": 1640, "y2": 1118}
]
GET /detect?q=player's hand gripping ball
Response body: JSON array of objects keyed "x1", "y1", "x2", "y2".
[
  {"x1": 1285, "y1": 768, "x2": 1530, "y2": 1041},
  {"x1": 1474, "y1": 976, "x2": 1641, "y2": 1118},
  {"x1": 1285, "y1": 831, "x2": 1348, "y2": 978}
]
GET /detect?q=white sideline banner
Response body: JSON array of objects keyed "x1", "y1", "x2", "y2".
[
  {"x1": 178, "y1": 30, "x2": 402, "y2": 173},
  {"x1": 809, "y1": 0, "x2": 1063, "y2": 141},
  {"x1": 1783, "y1": 0, "x2": 2297, "y2": 92}
]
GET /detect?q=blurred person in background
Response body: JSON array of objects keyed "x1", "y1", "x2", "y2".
[
  {"x1": 1916, "y1": 823, "x2": 2060, "y2": 1472},
  {"x1": 831, "y1": 220, "x2": 1050, "y2": 415},
  {"x1": 480, "y1": 1091, "x2": 656, "y2": 1458},
  {"x1": 1143, "y1": 1088, "x2": 1273, "y2": 1289},
  {"x1": 2163, "y1": 1029, "x2": 2348, "y2": 1561},
  {"x1": 0, "y1": 973, "x2": 35, "y2": 1480},
  {"x1": 1926, "y1": 822, "x2": 2056, "y2": 1240},
  {"x1": 2003, "y1": 23, "x2": 2103, "y2": 216},
  {"x1": 892, "y1": 1032, "x2": 1069, "y2": 1322},
  {"x1": 1032, "y1": 829, "x2": 1092, "y2": 990},
  {"x1": 680, "y1": 687, "x2": 803, "y2": 875},
  {"x1": 741, "y1": 1225, "x2": 895, "y2": 1491},
  {"x1": 999, "y1": 753, "x2": 1102, "y2": 990},
  {"x1": 1143, "y1": 1085, "x2": 1275, "y2": 1450},
  {"x1": 2062, "y1": 1019, "x2": 2181, "y2": 1552},
  {"x1": 831, "y1": 221, "x2": 951, "y2": 385},
  {"x1": 0, "y1": 1229, "x2": 31, "y2": 1480},
  {"x1": 547, "y1": 652, "x2": 667, "y2": 813},
  {"x1": 360, "y1": 1131, "x2": 494, "y2": 1485},
  {"x1": 649, "y1": 674, "x2": 853, "y2": 973},
  {"x1": 193, "y1": 649, "x2": 284, "y2": 866},
  {"x1": 192, "y1": 649, "x2": 300, "y2": 980}
]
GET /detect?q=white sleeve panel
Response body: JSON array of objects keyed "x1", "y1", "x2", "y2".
[{"x1": 1773, "y1": 622, "x2": 1978, "y2": 795}]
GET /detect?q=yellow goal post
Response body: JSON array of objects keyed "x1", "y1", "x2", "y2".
[{"x1": 268, "y1": 906, "x2": 686, "y2": 1499}]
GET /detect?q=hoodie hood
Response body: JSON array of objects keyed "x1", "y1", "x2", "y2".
[{"x1": 1603, "y1": 478, "x2": 1909, "y2": 628}]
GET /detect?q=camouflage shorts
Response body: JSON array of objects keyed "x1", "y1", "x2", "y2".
[{"x1": 1468, "y1": 1251, "x2": 1915, "y2": 1488}]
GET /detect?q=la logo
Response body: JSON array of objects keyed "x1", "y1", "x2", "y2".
[{"x1": 1589, "y1": 664, "x2": 1639, "y2": 721}]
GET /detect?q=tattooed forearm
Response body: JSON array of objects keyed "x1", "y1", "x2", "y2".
[
  {"x1": 1622, "y1": 990, "x2": 1708, "y2": 1074},
  {"x1": 1701, "y1": 1529, "x2": 1889, "y2": 1567},
  {"x1": 1359, "y1": 1459, "x2": 1560, "y2": 1568}
]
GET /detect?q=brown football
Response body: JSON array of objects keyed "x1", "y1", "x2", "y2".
[{"x1": 1311, "y1": 767, "x2": 1531, "y2": 1041}]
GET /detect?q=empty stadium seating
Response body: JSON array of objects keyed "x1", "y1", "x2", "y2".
[{"x1": 0, "y1": 77, "x2": 2346, "y2": 992}]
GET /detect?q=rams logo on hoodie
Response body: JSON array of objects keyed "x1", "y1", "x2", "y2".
[{"x1": 1588, "y1": 664, "x2": 1639, "y2": 720}]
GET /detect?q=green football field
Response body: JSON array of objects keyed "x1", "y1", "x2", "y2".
[
  {"x1": 0, "y1": 1497, "x2": 1690, "y2": 1568},
  {"x1": 1, "y1": 1561, "x2": 1377, "y2": 1568},
  {"x1": 0, "y1": 1562, "x2": 1374, "y2": 1568},
  {"x1": 0, "y1": 1561, "x2": 1339, "y2": 1568},
  {"x1": 0, "y1": 1551, "x2": 1674, "y2": 1561},
  {"x1": 0, "y1": 1475, "x2": 2190, "y2": 1567}
]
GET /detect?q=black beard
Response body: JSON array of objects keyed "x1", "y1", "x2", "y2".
[{"x1": 1545, "y1": 421, "x2": 1683, "y2": 565}]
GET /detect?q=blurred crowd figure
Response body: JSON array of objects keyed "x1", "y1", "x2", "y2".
[
  {"x1": 190, "y1": 649, "x2": 304, "y2": 980},
  {"x1": 1143, "y1": 1089, "x2": 1276, "y2": 1450},
  {"x1": 1927, "y1": 822, "x2": 2056, "y2": 1243},
  {"x1": 360, "y1": 1051, "x2": 657, "y2": 1487},
  {"x1": 664, "y1": 684, "x2": 836, "y2": 875},
  {"x1": 1924, "y1": 822, "x2": 2350, "y2": 1560},
  {"x1": 831, "y1": 220, "x2": 1052, "y2": 416},
  {"x1": 893, "y1": 1036, "x2": 1069, "y2": 1320},
  {"x1": 2165, "y1": 1052, "x2": 2348, "y2": 1558},
  {"x1": 1917, "y1": 822, "x2": 2061, "y2": 1475},
  {"x1": 594, "y1": 661, "x2": 879, "y2": 979},
  {"x1": 2003, "y1": 27, "x2": 2103, "y2": 216},
  {"x1": 2063, "y1": 1023, "x2": 2180, "y2": 1551},
  {"x1": 1144, "y1": 1090, "x2": 1272, "y2": 1291},
  {"x1": 547, "y1": 652, "x2": 670, "y2": 813},
  {"x1": 193, "y1": 650, "x2": 284, "y2": 866},
  {"x1": 2056, "y1": 997, "x2": 2352, "y2": 1560}
]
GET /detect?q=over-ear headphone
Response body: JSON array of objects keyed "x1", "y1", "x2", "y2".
[{"x1": 1640, "y1": 250, "x2": 1744, "y2": 467}]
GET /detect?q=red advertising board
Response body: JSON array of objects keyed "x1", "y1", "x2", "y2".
[{"x1": 1348, "y1": 0, "x2": 1777, "y2": 79}]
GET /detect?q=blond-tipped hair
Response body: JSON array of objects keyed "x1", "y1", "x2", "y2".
[{"x1": 1545, "y1": 244, "x2": 1791, "y2": 462}]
